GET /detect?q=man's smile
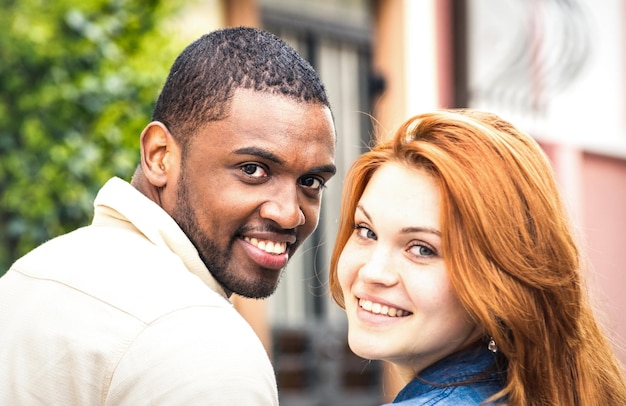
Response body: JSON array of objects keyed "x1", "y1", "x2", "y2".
[{"x1": 243, "y1": 237, "x2": 287, "y2": 255}]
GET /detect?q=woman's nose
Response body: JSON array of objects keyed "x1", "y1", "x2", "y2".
[{"x1": 358, "y1": 246, "x2": 399, "y2": 286}]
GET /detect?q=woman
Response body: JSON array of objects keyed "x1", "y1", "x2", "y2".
[{"x1": 329, "y1": 110, "x2": 626, "y2": 405}]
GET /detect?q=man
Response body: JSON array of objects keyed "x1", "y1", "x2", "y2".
[{"x1": 0, "y1": 27, "x2": 336, "y2": 404}]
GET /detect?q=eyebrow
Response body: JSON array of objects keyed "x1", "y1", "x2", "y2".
[
  {"x1": 356, "y1": 204, "x2": 441, "y2": 236},
  {"x1": 234, "y1": 147, "x2": 283, "y2": 164},
  {"x1": 400, "y1": 226, "x2": 441, "y2": 236},
  {"x1": 234, "y1": 146, "x2": 337, "y2": 175}
]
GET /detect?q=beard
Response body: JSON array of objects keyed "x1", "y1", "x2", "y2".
[{"x1": 171, "y1": 170, "x2": 282, "y2": 299}]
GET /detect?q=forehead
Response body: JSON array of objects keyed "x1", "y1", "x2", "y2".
[
  {"x1": 360, "y1": 162, "x2": 440, "y2": 227},
  {"x1": 193, "y1": 89, "x2": 335, "y2": 164}
]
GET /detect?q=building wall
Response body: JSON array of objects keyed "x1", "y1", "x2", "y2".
[{"x1": 581, "y1": 152, "x2": 626, "y2": 362}]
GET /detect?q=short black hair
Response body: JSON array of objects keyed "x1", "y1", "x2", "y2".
[{"x1": 152, "y1": 26, "x2": 330, "y2": 148}]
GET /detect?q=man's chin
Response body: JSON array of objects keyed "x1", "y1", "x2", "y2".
[
  {"x1": 230, "y1": 284, "x2": 278, "y2": 299},
  {"x1": 218, "y1": 270, "x2": 282, "y2": 299}
]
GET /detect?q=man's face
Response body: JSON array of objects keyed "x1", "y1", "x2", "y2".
[{"x1": 165, "y1": 89, "x2": 336, "y2": 298}]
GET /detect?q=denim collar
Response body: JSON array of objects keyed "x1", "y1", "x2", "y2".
[{"x1": 393, "y1": 345, "x2": 505, "y2": 402}]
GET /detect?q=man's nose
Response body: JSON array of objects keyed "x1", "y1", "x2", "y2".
[{"x1": 259, "y1": 185, "x2": 305, "y2": 229}]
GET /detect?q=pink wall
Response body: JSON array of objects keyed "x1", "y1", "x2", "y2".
[{"x1": 580, "y1": 152, "x2": 626, "y2": 364}]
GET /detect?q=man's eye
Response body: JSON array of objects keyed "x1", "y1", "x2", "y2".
[
  {"x1": 299, "y1": 176, "x2": 325, "y2": 190},
  {"x1": 241, "y1": 164, "x2": 268, "y2": 178}
]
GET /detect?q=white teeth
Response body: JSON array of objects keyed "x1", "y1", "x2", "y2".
[
  {"x1": 244, "y1": 237, "x2": 287, "y2": 255},
  {"x1": 358, "y1": 298, "x2": 409, "y2": 317}
]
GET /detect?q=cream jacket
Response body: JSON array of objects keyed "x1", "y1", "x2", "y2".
[{"x1": 0, "y1": 177, "x2": 278, "y2": 405}]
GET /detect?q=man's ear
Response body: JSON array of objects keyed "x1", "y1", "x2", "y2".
[{"x1": 139, "y1": 121, "x2": 179, "y2": 188}]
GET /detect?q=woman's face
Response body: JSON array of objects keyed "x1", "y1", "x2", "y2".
[{"x1": 338, "y1": 162, "x2": 478, "y2": 379}]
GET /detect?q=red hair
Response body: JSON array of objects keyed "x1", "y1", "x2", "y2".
[{"x1": 329, "y1": 110, "x2": 626, "y2": 405}]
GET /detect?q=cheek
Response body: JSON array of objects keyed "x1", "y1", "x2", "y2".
[
  {"x1": 405, "y1": 270, "x2": 454, "y2": 310},
  {"x1": 300, "y1": 202, "x2": 322, "y2": 237},
  {"x1": 337, "y1": 245, "x2": 358, "y2": 293},
  {"x1": 434, "y1": 281, "x2": 473, "y2": 329}
]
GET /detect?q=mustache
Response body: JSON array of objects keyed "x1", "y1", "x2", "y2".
[{"x1": 237, "y1": 224, "x2": 298, "y2": 239}]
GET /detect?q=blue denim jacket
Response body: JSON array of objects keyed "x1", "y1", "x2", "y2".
[{"x1": 382, "y1": 346, "x2": 506, "y2": 405}]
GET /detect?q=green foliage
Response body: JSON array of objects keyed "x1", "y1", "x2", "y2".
[{"x1": 0, "y1": 0, "x2": 184, "y2": 273}]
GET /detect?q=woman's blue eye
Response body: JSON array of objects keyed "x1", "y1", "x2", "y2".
[
  {"x1": 410, "y1": 244, "x2": 436, "y2": 257},
  {"x1": 354, "y1": 224, "x2": 377, "y2": 240}
]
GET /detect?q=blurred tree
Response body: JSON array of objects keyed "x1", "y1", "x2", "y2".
[{"x1": 0, "y1": 0, "x2": 183, "y2": 273}]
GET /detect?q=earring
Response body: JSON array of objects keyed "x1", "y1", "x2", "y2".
[{"x1": 488, "y1": 337, "x2": 498, "y2": 353}]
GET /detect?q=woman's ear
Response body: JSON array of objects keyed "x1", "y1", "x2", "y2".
[{"x1": 139, "y1": 121, "x2": 179, "y2": 188}]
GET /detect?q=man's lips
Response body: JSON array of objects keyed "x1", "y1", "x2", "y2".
[
  {"x1": 240, "y1": 236, "x2": 291, "y2": 270},
  {"x1": 358, "y1": 297, "x2": 412, "y2": 317}
]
